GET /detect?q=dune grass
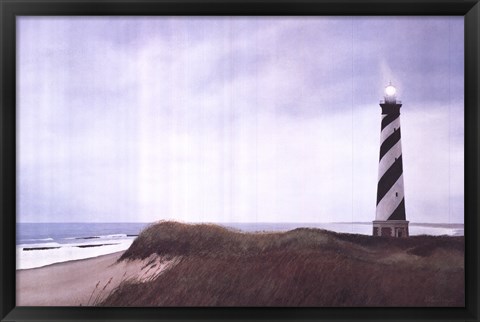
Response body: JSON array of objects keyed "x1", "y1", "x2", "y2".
[{"x1": 100, "y1": 221, "x2": 464, "y2": 307}]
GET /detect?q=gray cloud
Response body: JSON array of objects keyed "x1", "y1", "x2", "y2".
[{"x1": 17, "y1": 16, "x2": 464, "y2": 223}]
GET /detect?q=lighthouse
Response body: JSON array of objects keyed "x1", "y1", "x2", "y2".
[{"x1": 373, "y1": 83, "x2": 409, "y2": 237}]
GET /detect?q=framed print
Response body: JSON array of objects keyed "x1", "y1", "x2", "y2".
[{"x1": 1, "y1": 0, "x2": 479, "y2": 321}]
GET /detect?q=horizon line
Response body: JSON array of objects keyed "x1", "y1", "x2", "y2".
[{"x1": 16, "y1": 221, "x2": 465, "y2": 225}]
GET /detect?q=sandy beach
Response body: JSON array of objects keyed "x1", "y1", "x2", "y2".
[{"x1": 16, "y1": 251, "x2": 176, "y2": 306}]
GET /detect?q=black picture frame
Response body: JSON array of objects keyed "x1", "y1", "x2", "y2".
[{"x1": 1, "y1": 0, "x2": 479, "y2": 321}]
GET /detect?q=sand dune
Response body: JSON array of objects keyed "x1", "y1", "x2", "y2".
[{"x1": 104, "y1": 221, "x2": 465, "y2": 306}]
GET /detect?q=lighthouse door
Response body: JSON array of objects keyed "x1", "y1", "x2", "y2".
[{"x1": 396, "y1": 229, "x2": 403, "y2": 237}]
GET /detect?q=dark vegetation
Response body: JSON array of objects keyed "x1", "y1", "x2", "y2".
[{"x1": 100, "y1": 221, "x2": 464, "y2": 307}]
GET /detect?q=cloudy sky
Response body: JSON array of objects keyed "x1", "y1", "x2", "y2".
[{"x1": 17, "y1": 17, "x2": 464, "y2": 223}]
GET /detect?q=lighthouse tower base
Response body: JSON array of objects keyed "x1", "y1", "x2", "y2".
[{"x1": 373, "y1": 220, "x2": 409, "y2": 237}]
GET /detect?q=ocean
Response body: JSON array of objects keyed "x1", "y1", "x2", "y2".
[{"x1": 16, "y1": 222, "x2": 464, "y2": 270}]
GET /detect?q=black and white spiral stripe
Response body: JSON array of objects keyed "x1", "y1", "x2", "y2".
[{"x1": 376, "y1": 109, "x2": 406, "y2": 221}]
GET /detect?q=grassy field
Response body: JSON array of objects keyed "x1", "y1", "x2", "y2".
[{"x1": 100, "y1": 221, "x2": 464, "y2": 307}]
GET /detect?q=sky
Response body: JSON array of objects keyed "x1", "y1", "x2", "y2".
[{"x1": 17, "y1": 17, "x2": 464, "y2": 223}]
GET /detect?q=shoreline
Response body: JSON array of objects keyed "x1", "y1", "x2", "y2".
[
  {"x1": 16, "y1": 240, "x2": 135, "y2": 270},
  {"x1": 16, "y1": 250, "x2": 126, "y2": 272}
]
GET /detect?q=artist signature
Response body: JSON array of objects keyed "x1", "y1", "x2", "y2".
[{"x1": 425, "y1": 296, "x2": 456, "y2": 305}]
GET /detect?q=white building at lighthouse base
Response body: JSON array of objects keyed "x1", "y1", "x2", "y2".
[{"x1": 372, "y1": 220, "x2": 409, "y2": 237}]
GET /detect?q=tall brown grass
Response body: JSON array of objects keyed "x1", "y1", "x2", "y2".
[{"x1": 100, "y1": 221, "x2": 464, "y2": 307}]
